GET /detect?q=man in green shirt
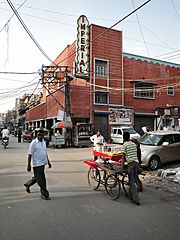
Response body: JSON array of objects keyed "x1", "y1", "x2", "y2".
[{"x1": 121, "y1": 131, "x2": 140, "y2": 205}]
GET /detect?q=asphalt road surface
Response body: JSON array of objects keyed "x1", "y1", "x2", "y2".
[{"x1": 0, "y1": 136, "x2": 180, "y2": 240}]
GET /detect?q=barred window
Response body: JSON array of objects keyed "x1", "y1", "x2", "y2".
[
  {"x1": 167, "y1": 86, "x2": 174, "y2": 96},
  {"x1": 95, "y1": 92, "x2": 108, "y2": 104},
  {"x1": 134, "y1": 82, "x2": 155, "y2": 99},
  {"x1": 95, "y1": 60, "x2": 108, "y2": 77}
]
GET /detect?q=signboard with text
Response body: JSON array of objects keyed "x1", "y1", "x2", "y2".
[{"x1": 75, "y1": 15, "x2": 90, "y2": 79}]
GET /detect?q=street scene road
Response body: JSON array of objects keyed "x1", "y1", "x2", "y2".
[{"x1": 0, "y1": 136, "x2": 180, "y2": 240}]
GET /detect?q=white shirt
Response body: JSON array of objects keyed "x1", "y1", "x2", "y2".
[
  {"x1": 28, "y1": 138, "x2": 48, "y2": 167},
  {"x1": 90, "y1": 134, "x2": 104, "y2": 146},
  {"x1": 1, "y1": 129, "x2": 10, "y2": 138}
]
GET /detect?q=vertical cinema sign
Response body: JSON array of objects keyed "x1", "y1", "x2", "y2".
[{"x1": 75, "y1": 15, "x2": 90, "y2": 79}]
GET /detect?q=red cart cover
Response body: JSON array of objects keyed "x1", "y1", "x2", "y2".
[{"x1": 93, "y1": 150, "x2": 122, "y2": 162}]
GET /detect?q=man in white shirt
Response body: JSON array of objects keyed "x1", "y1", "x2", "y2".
[
  {"x1": 24, "y1": 129, "x2": 52, "y2": 200},
  {"x1": 90, "y1": 130, "x2": 104, "y2": 159},
  {"x1": 1, "y1": 127, "x2": 10, "y2": 138},
  {"x1": 1, "y1": 127, "x2": 10, "y2": 144}
]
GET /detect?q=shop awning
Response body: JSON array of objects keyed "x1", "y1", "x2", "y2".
[{"x1": 51, "y1": 121, "x2": 73, "y2": 129}]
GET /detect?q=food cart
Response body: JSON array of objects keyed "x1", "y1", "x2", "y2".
[
  {"x1": 51, "y1": 131, "x2": 65, "y2": 148},
  {"x1": 51, "y1": 121, "x2": 72, "y2": 148},
  {"x1": 72, "y1": 123, "x2": 93, "y2": 147},
  {"x1": 84, "y1": 145, "x2": 130, "y2": 200}
]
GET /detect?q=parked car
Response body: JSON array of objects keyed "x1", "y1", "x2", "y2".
[
  {"x1": 111, "y1": 126, "x2": 140, "y2": 144},
  {"x1": 139, "y1": 131, "x2": 180, "y2": 170}
]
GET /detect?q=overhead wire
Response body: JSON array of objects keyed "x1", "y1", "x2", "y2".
[
  {"x1": 13, "y1": 3, "x2": 119, "y2": 22},
  {"x1": 1, "y1": 1, "x2": 178, "y2": 65},
  {"x1": 0, "y1": 7, "x2": 75, "y2": 26},
  {"x1": 131, "y1": 0, "x2": 150, "y2": 57},
  {"x1": 0, "y1": 75, "x2": 40, "y2": 98},
  {"x1": 24, "y1": 81, "x2": 43, "y2": 109},
  {"x1": 0, "y1": 1, "x2": 41, "y2": 105},
  {"x1": 1, "y1": 3, "x2": 178, "y2": 54},
  {"x1": 170, "y1": 0, "x2": 180, "y2": 20},
  {"x1": 0, "y1": 0, "x2": 45, "y2": 109},
  {"x1": 0, "y1": 0, "x2": 28, "y2": 33},
  {"x1": 3, "y1": 0, "x2": 180, "y2": 112},
  {"x1": 6, "y1": 0, "x2": 55, "y2": 64},
  {"x1": 33, "y1": 0, "x2": 152, "y2": 113},
  {"x1": 55, "y1": 0, "x2": 152, "y2": 66}
]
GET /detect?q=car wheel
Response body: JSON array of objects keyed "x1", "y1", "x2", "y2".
[{"x1": 148, "y1": 156, "x2": 160, "y2": 170}]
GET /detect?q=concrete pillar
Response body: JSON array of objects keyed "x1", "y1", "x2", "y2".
[
  {"x1": 44, "y1": 119, "x2": 47, "y2": 129},
  {"x1": 40, "y1": 120, "x2": 43, "y2": 128},
  {"x1": 53, "y1": 118, "x2": 56, "y2": 134}
]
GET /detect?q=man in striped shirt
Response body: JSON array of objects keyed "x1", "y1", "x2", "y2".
[{"x1": 121, "y1": 131, "x2": 140, "y2": 205}]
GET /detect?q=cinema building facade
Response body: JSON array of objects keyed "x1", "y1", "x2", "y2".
[{"x1": 25, "y1": 15, "x2": 180, "y2": 140}]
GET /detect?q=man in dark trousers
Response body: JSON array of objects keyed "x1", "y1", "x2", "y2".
[
  {"x1": 131, "y1": 138, "x2": 143, "y2": 192},
  {"x1": 24, "y1": 129, "x2": 52, "y2": 200},
  {"x1": 121, "y1": 132, "x2": 140, "y2": 205}
]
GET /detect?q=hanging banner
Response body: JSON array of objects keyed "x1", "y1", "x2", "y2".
[{"x1": 75, "y1": 15, "x2": 90, "y2": 79}]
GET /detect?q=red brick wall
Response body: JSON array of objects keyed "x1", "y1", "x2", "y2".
[
  {"x1": 46, "y1": 89, "x2": 65, "y2": 118},
  {"x1": 52, "y1": 42, "x2": 76, "y2": 71},
  {"x1": 26, "y1": 102, "x2": 46, "y2": 121},
  {"x1": 71, "y1": 83, "x2": 90, "y2": 118},
  {"x1": 90, "y1": 24, "x2": 123, "y2": 109},
  {"x1": 124, "y1": 56, "x2": 180, "y2": 113},
  {"x1": 26, "y1": 24, "x2": 180, "y2": 123}
]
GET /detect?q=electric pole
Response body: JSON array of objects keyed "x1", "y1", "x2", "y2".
[{"x1": 40, "y1": 65, "x2": 72, "y2": 122}]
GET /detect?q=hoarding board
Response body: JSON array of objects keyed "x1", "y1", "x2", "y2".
[{"x1": 109, "y1": 108, "x2": 134, "y2": 125}]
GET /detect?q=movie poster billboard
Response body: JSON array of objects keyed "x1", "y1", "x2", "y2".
[{"x1": 109, "y1": 108, "x2": 134, "y2": 125}]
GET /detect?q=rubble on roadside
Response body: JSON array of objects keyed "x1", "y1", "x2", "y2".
[{"x1": 142, "y1": 168, "x2": 180, "y2": 196}]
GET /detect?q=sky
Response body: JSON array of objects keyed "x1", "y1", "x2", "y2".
[{"x1": 0, "y1": 0, "x2": 180, "y2": 113}]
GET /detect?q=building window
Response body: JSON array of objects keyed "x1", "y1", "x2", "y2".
[
  {"x1": 95, "y1": 92, "x2": 108, "y2": 104},
  {"x1": 134, "y1": 81, "x2": 155, "y2": 99},
  {"x1": 167, "y1": 86, "x2": 174, "y2": 96},
  {"x1": 95, "y1": 59, "x2": 108, "y2": 78}
]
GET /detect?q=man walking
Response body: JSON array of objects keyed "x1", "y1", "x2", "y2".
[
  {"x1": 24, "y1": 129, "x2": 52, "y2": 200},
  {"x1": 121, "y1": 132, "x2": 140, "y2": 205}
]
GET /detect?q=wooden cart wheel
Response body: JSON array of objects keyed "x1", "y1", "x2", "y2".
[
  {"x1": 87, "y1": 167, "x2": 100, "y2": 190},
  {"x1": 105, "y1": 174, "x2": 121, "y2": 200}
]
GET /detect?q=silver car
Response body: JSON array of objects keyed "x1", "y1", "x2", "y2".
[{"x1": 139, "y1": 131, "x2": 180, "y2": 170}]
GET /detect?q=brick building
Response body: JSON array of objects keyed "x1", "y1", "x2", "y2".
[
  {"x1": 123, "y1": 53, "x2": 180, "y2": 133},
  {"x1": 25, "y1": 16, "x2": 180, "y2": 140}
]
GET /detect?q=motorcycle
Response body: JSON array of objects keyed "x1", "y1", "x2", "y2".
[{"x1": 2, "y1": 136, "x2": 9, "y2": 149}]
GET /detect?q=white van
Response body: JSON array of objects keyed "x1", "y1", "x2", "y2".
[{"x1": 111, "y1": 126, "x2": 140, "y2": 144}]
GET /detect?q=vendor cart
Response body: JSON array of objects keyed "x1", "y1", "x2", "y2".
[
  {"x1": 72, "y1": 123, "x2": 93, "y2": 147},
  {"x1": 51, "y1": 135, "x2": 65, "y2": 148},
  {"x1": 84, "y1": 148, "x2": 129, "y2": 200}
]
